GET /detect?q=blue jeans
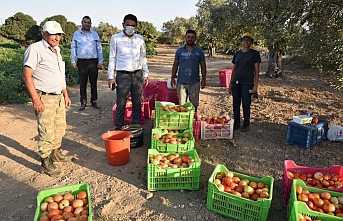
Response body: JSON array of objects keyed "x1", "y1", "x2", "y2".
[
  {"x1": 115, "y1": 70, "x2": 143, "y2": 129},
  {"x1": 232, "y1": 83, "x2": 253, "y2": 127}
]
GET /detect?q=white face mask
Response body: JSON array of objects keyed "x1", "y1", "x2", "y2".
[{"x1": 125, "y1": 26, "x2": 135, "y2": 35}]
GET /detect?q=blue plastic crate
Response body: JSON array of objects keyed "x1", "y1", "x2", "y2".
[{"x1": 286, "y1": 119, "x2": 328, "y2": 149}]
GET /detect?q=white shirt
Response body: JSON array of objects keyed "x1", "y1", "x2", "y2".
[{"x1": 107, "y1": 32, "x2": 149, "y2": 79}]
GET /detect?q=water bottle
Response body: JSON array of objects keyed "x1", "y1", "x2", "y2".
[{"x1": 307, "y1": 107, "x2": 313, "y2": 116}]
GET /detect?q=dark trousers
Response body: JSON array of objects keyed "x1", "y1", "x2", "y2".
[
  {"x1": 232, "y1": 83, "x2": 253, "y2": 127},
  {"x1": 115, "y1": 70, "x2": 143, "y2": 129},
  {"x1": 77, "y1": 59, "x2": 98, "y2": 105}
]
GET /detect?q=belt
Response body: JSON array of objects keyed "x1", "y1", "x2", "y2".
[
  {"x1": 117, "y1": 70, "x2": 141, "y2": 74},
  {"x1": 37, "y1": 90, "x2": 59, "y2": 96},
  {"x1": 78, "y1": 58, "x2": 98, "y2": 61}
]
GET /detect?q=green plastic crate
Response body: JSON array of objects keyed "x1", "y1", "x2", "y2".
[
  {"x1": 151, "y1": 128, "x2": 195, "y2": 153},
  {"x1": 289, "y1": 201, "x2": 338, "y2": 221},
  {"x1": 147, "y1": 148, "x2": 201, "y2": 191},
  {"x1": 206, "y1": 164, "x2": 274, "y2": 221},
  {"x1": 287, "y1": 179, "x2": 343, "y2": 220},
  {"x1": 154, "y1": 101, "x2": 195, "y2": 130},
  {"x1": 33, "y1": 183, "x2": 92, "y2": 221}
]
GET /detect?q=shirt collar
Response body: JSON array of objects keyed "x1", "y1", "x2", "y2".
[
  {"x1": 121, "y1": 31, "x2": 136, "y2": 38},
  {"x1": 81, "y1": 29, "x2": 93, "y2": 34},
  {"x1": 41, "y1": 39, "x2": 60, "y2": 50}
]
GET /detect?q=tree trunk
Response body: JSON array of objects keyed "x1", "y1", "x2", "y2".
[
  {"x1": 266, "y1": 47, "x2": 275, "y2": 78},
  {"x1": 266, "y1": 46, "x2": 283, "y2": 78}
]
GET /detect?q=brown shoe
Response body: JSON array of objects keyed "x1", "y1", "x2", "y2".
[
  {"x1": 51, "y1": 148, "x2": 73, "y2": 163},
  {"x1": 41, "y1": 156, "x2": 62, "y2": 177}
]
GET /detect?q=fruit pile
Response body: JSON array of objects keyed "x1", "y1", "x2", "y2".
[
  {"x1": 149, "y1": 152, "x2": 195, "y2": 169},
  {"x1": 152, "y1": 132, "x2": 191, "y2": 144},
  {"x1": 37, "y1": 191, "x2": 89, "y2": 221},
  {"x1": 287, "y1": 171, "x2": 342, "y2": 190},
  {"x1": 213, "y1": 171, "x2": 271, "y2": 201},
  {"x1": 297, "y1": 213, "x2": 322, "y2": 221},
  {"x1": 200, "y1": 115, "x2": 231, "y2": 124},
  {"x1": 295, "y1": 184, "x2": 343, "y2": 217},
  {"x1": 157, "y1": 104, "x2": 192, "y2": 112}
]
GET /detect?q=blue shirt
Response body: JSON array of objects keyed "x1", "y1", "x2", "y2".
[
  {"x1": 174, "y1": 45, "x2": 205, "y2": 84},
  {"x1": 231, "y1": 49, "x2": 261, "y2": 84},
  {"x1": 70, "y1": 29, "x2": 103, "y2": 64}
]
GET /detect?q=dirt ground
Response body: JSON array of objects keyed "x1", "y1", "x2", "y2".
[{"x1": 1, "y1": 45, "x2": 343, "y2": 221}]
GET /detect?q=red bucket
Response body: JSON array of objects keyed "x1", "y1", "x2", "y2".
[{"x1": 101, "y1": 131, "x2": 132, "y2": 166}]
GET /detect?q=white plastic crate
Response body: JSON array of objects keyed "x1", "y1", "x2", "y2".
[
  {"x1": 293, "y1": 115, "x2": 312, "y2": 124},
  {"x1": 201, "y1": 119, "x2": 234, "y2": 140}
]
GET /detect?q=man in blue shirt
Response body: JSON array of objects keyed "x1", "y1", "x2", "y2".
[
  {"x1": 171, "y1": 30, "x2": 207, "y2": 113},
  {"x1": 71, "y1": 15, "x2": 103, "y2": 111}
]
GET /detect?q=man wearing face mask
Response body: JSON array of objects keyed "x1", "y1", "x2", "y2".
[{"x1": 107, "y1": 14, "x2": 149, "y2": 130}]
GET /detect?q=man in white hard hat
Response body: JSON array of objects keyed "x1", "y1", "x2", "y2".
[{"x1": 22, "y1": 21, "x2": 73, "y2": 177}]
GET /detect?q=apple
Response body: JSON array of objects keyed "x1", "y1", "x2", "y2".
[
  {"x1": 314, "y1": 172, "x2": 324, "y2": 180},
  {"x1": 244, "y1": 186, "x2": 255, "y2": 195}
]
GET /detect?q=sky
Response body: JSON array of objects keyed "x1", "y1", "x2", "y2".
[{"x1": 0, "y1": 0, "x2": 199, "y2": 31}]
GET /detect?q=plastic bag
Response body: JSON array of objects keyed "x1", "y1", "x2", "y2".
[
  {"x1": 167, "y1": 77, "x2": 177, "y2": 90},
  {"x1": 327, "y1": 124, "x2": 343, "y2": 142}
]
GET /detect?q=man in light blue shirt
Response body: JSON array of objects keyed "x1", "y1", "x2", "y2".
[{"x1": 71, "y1": 15, "x2": 103, "y2": 111}]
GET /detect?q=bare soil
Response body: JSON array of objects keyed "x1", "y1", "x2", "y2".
[{"x1": 1, "y1": 45, "x2": 343, "y2": 221}]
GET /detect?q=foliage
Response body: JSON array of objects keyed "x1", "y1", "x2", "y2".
[
  {"x1": 136, "y1": 21, "x2": 160, "y2": 56},
  {"x1": 159, "y1": 17, "x2": 198, "y2": 45},
  {"x1": 0, "y1": 46, "x2": 29, "y2": 103},
  {"x1": 96, "y1": 22, "x2": 121, "y2": 43},
  {"x1": 40, "y1": 15, "x2": 78, "y2": 46},
  {"x1": 0, "y1": 12, "x2": 40, "y2": 47}
]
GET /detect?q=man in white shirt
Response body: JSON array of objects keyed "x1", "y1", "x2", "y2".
[{"x1": 107, "y1": 14, "x2": 149, "y2": 130}]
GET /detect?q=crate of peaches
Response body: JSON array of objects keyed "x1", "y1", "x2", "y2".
[
  {"x1": 34, "y1": 182, "x2": 91, "y2": 221},
  {"x1": 282, "y1": 160, "x2": 343, "y2": 204},
  {"x1": 151, "y1": 128, "x2": 194, "y2": 153},
  {"x1": 147, "y1": 149, "x2": 201, "y2": 191},
  {"x1": 206, "y1": 164, "x2": 274, "y2": 221},
  {"x1": 287, "y1": 179, "x2": 343, "y2": 220},
  {"x1": 200, "y1": 115, "x2": 234, "y2": 140}
]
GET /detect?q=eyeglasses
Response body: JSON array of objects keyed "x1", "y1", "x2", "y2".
[{"x1": 242, "y1": 38, "x2": 252, "y2": 42}]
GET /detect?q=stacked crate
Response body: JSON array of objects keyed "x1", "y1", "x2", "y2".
[{"x1": 147, "y1": 101, "x2": 201, "y2": 191}]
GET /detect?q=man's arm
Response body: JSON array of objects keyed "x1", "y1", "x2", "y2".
[
  {"x1": 200, "y1": 61, "x2": 207, "y2": 89},
  {"x1": 22, "y1": 66, "x2": 45, "y2": 112},
  {"x1": 70, "y1": 32, "x2": 77, "y2": 67}
]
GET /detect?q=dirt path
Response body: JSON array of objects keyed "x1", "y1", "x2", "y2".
[{"x1": 0, "y1": 45, "x2": 343, "y2": 221}]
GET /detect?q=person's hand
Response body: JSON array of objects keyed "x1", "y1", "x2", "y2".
[
  {"x1": 97, "y1": 63, "x2": 103, "y2": 69},
  {"x1": 108, "y1": 79, "x2": 116, "y2": 90},
  {"x1": 170, "y1": 77, "x2": 176, "y2": 88},
  {"x1": 228, "y1": 84, "x2": 232, "y2": 94},
  {"x1": 143, "y1": 77, "x2": 149, "y2": 86},
  {"x1": 72, "y1": 63, "x2": 77, "y2": 68},
  {"x1": 201, "y1": 79, "x2": 206, "y2": 89},
  {"x1": 33, "y1": 98, "x2": 45, "y2": 112},
  {"x1": 64, "y1": 96, "x2": 71, "y2": 108}
]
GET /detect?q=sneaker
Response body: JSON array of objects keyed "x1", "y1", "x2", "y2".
[
  {"x1": 241, "y1": 126, "x2": 250, "y2": 132},
  {"x1": 233, "y1": 124, "x2": 241, "y2": 130}
]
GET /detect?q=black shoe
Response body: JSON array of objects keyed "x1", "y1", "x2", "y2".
[
  {"x1": 79, "y1": 104, "x2": 86, "y2": 111},
  {"x1": 241, "y1": 126, "x2": 250, "y2": 132},
  {"x1": 91, "y1": 102, "x2": 100, "y2": 109},
  {"x1": 233, "y1": 124, "x2": 241, "y2": 130}
]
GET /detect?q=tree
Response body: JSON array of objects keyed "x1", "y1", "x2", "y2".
[
  {"x1": 96, "y1": 22, "x2": 120, "y2": 43},
  {"x1": 40, "y1": 15, "x2": 78, "y2": 46},
  {"x1": 0, "y1": 12, "x2": 40, "y2": 47},
  {"x1": 160, "y1": 17, "x2": 198, "y2": 45},
  {"x1": 136, "y1": 21, "x2": 160, "y2": 56}
]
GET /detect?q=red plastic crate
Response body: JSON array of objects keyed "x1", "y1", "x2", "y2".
[
  {"x1": 143, "y1": 81, "x2": 158, "y2": 112},
  {"x1": 157, "y1": 81, "x2": 179, "y2": 104},
  {"x1": 112, "y1": 102, "x2": 145, "y2": 126},
  {"x1": 282, "y1": 160, "x2": 343, "y2": 204},
  {"x1": 193, "y1": 120, "x2": 201, "y2": 140},
  {"x1": 219, "y1": 68, "x2": 233, "y2": 87}
]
